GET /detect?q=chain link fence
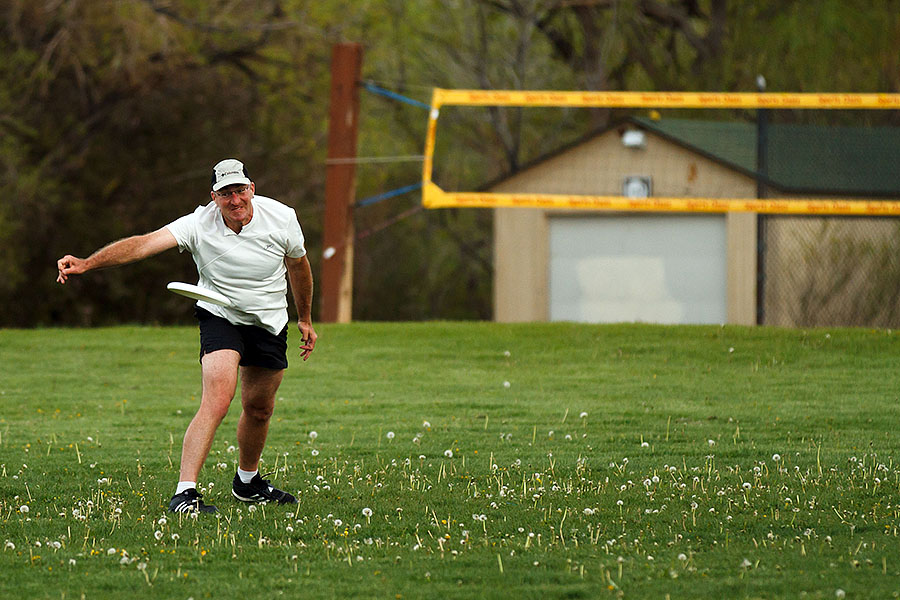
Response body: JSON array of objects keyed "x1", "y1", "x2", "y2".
[{"x1": 762, "y1": 215, "x2": 900, "y2": 327}]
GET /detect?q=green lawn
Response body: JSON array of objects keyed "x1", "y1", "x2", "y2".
[{"x1": 2, "y1": 322, "x2": 900, "y2": 598}]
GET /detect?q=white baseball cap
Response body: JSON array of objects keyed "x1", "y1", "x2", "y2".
[{"x1": 211, "y1": 158, "x2": 252, "y2": 191}]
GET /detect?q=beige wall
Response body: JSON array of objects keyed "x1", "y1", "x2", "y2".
[{"x1": 493, "y1": 128, "x2": 759, "y2": 325}]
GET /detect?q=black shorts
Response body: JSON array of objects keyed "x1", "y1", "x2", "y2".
[{"x1": 195, "y1": 307, "x2": 288, "y2": 370}]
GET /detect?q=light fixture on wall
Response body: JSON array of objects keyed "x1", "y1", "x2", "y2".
[
  {"x1": 623, "y1": 176, "x2": 652, "y2": 198},
  {"x1": 621, "y1": 129, "x2": 646, "y2": 149}
]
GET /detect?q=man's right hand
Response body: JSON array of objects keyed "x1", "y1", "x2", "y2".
[{"x1": 57, "y1": 255, "x2": 87, "y2": 284}]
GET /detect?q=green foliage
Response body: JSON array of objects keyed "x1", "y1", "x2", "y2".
[{"x1": 3, "y1": 323, "x2": 900, "y2": 597}]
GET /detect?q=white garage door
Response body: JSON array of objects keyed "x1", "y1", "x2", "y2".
[{"x1": 549, "y1": 214, "x2": 727, "y2": 324}]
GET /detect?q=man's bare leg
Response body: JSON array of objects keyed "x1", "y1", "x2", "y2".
[
  {"x1": 236, "y1": 366, "x2": 284, "y2": 472},
  {"x1": 179, "y1": 350, "x2": 241, "y2": 482}
]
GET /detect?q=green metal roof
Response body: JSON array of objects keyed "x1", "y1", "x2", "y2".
[{"x1": 633, "y1": 117, "x2": 900, "y2": 197}]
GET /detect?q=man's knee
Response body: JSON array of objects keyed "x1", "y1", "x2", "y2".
[
  {"x1": 198, "y1": 390, "x2": 234, "y2": 424},
  {"x1": 243, "y1": 402, "x2": 274, "y2": 423}
]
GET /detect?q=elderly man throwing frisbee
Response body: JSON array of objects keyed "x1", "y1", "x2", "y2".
[{"x1": 57, "y1": 158, "x2": 317, "y2": 514}]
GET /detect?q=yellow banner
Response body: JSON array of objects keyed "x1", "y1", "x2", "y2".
[
  {"x1": 422, "y1": 183, "x2": 900, "y2": 215},
  {"x1": 422, "y1": 89, "x2": 900, "y2": 214},
  {"x1": 431, "y1": 89, "x2": 900, "y2": 109}
]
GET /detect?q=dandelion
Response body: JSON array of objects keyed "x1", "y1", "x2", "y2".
[
  {"x1": 311, "y1": 449, "x2": 319, "y2": 457},
  {"x1": 171, "y1": 534, "x2": 179, "y2": 541},
  {"x1": 334, "y1": 519, "x2": 343, "y2": 527},
  {"x1": 835, "y1": 590, "x2": 846, "y2": 599},
  {"x1": 422, "y1": 421, "x2": 431, "y2": 428},
  {"x1": 740, "y1": 558, "x2": 752, "y2": 569},
  {"x1": 641, "y1": 441, "x2": 649, "y2": 448},
  {"x1": 386, "y1": 431, "x2": 395, "y2": 440},
  {"x1": 742, "y1": 482, "x2": 752, "y2": 491},
  {"x1": 503, "y1": 381, "x2": 511, "y2": 389},
  {"x1": 5, "y1": 542, "x2": 14, "y2": 550},
  {"x1": 772, "y1": 454, "x2": 781, "y2": 461},
  {"x1": 444, "y1": 450, "x2": 453, "y2": 458},
  {"x1": 227, "y1": 445, "x2": 236, "y2": 453},
  {"x1": 708, "y1": 439, "x2": 716, "y2": 447},
  {"x1": 309, "y1": 431, "x2": 318, "y2": 440},
  {"x1": 503, "y1": 350, "x2": 511, "y2": 357},
  {"x1": 362, "y1": 507, "x2": 373, "y2": 521},
  {"x1": 583, "y1": 508, "x2": 594, "y2": 516},
  {"x1": 154, "y1": 531, "x2": 163, "y2": 540},
  {"x1": 107, "y1": 548, "x2": 116, "y2": 555},
  {"x1": 580, "y1": 412, "x2": 588, "y2": 419},
  {"x1": 19, "y1": 505, "x2": 29, "y2": 514},
  {"x1": 157, "y1": 516, "x2": 167, "y2": 525},
  {"x1": 678, "y1": 553, "x2": 687, "y2": 561},
  {"x1": 68, "y1": 559, "x2": 76, "y2": 566}
]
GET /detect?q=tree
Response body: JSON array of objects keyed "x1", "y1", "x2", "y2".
[{"x1": 0, "y1": 0, "x2": 333, "y2": 326}]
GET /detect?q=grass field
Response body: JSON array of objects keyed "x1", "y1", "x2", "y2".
[{"x1": 2, "y1": 322, "x2": 900, "y2": 599}]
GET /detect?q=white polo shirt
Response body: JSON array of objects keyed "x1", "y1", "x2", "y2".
[{"x1": 165, "y1": 195, "x2": 306, "y2": 334}]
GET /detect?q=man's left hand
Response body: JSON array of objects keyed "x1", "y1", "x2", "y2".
[{"x1": 298, "y1": 320, "x2": 317, "y2": 361}]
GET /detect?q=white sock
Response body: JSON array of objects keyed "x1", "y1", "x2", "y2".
[
  {"x1": 176, "y1": 481, "x2": 196, "y2": 495},
  {"x1": 237, "y1": 468, "x2": 258, "y2": 484}
]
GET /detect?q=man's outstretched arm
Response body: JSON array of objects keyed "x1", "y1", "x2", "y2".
[{"x1": 57, "y1": 227, "x2": 178, "y2": 284}]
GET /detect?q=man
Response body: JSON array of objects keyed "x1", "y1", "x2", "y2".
[{"x1": 56, "y1": 158, "x2": 317, "y2": 514}]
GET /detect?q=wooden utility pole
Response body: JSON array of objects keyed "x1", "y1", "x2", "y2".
[{"x1": 320, "y1": 43, "x2": 362, "y2": 323}]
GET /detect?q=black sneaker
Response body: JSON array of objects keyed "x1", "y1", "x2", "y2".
[
  {"x1": 232, "y1": 472, "x2": 297, "y2": 504},
  {"x1": 168, "y1": 488, "x2": 217, "y2": 514}
]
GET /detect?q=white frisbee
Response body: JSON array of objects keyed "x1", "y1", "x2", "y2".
[{"x1": 166, "y1": 282, "x2": 231, "y2": 307}]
